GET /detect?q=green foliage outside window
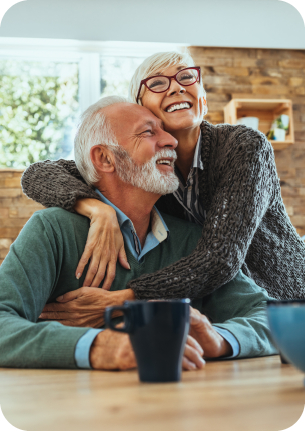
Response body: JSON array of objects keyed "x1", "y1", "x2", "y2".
[
  {"x1": 0, "y1": 60, "x2": 79, "y2": 168},
  {"x1": 100, "y1": 56, "x2": 146, "y2": 99}
]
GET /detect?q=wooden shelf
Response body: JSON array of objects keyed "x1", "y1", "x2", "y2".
[{"x1": 223, "y1": 99, "x2": 295, "y2": 150}]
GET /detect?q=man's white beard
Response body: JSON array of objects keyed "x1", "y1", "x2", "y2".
[{"x1": 113, "y1": 148, "x2": 179, "y2": 195}]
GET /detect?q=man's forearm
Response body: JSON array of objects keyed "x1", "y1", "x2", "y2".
[
  {"x1": 0, "y1": 314, "x2": 88, "y2": 369},
  {"x1": 213, "y1": 309, "x2": 278, "y2": 359},
  {"x1": 201, "y1": 271, "x2": 278, "y2": 359}
]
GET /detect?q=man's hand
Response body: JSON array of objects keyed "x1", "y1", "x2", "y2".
[
  {"x1": 189, "y1": 307, "x2": 232, "y2": 358},
  {"x1": 90, "y1": 329, "x2": 137, "y2": 370},
  {"x1": 90, "y1": 330, "x2": 204, "y2": 371},
  {"x1": 39, "y1": 287, "x2": 135, "y2": 327},
  {"x1": 183, "y1": 335, "x2": 205, "y2": 370}
]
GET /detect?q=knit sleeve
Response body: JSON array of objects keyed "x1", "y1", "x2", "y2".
[
  {"x1": 21, "y1": 159, "x2": 101, "y2": 212},
  {"x1": 128, "y1": 127, "x2": 277, "y2": 300}
]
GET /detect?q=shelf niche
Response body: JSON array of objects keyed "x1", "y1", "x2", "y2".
[{"x1": 223, "y1": 99, "x2": 294, "y2": 150}]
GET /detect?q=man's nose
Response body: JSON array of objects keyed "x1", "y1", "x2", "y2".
[{"x1": 158, "y1": 130, "x2": 178, "y2": 149}]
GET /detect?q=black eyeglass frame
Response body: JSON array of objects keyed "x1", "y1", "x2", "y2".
[{"x1": 136, "y1": 66, "x2": 201, "y2": 103}]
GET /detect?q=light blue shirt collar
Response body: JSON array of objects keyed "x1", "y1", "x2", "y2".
[{"x1": 95, "y1": 189, "x2": 169, "y2": 262}]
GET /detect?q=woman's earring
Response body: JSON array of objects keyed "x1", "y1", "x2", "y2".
[{"x1": 202, "y1": 97, "x2": 208, "y2": 116}]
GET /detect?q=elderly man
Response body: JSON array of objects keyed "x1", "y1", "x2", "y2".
[{"x1": 0, "y1": 96, "x2": 276, "y2": 371}]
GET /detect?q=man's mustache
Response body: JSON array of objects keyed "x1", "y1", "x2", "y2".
[{"x1": 150, "y1": 149, "x2": 177, "y2": 166}]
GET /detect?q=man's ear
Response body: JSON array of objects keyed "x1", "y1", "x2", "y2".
[{"x1": 90, "y1": 145, "x2": 115, "y2": 173}]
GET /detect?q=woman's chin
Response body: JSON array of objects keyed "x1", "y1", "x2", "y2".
[{"x1": 163, "y1": 117, "x2": 200, "y2": 134}]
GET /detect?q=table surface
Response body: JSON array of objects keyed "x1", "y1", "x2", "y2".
[{"x1": 0, "y1": 356, "x2": 304, "y2": 431}]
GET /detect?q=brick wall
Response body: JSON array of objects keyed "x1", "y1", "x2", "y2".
[
  {"x1": 189, "y1": 46, "x2": 305, "y2": 237},
  {"x1": 0, "y1": 169, "x2": 43, "y2": 265},
  {"x1": 0, "y1": 46, "x2": 304, "y2": 264}
]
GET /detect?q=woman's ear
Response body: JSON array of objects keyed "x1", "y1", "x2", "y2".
[{"x1": 90, "y1": 145, "x2": 115, "y2": 173}]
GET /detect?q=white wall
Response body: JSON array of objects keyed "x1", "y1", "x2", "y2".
[{"x1": 0, "y1": 0, "x2": 304, "y2": 49}]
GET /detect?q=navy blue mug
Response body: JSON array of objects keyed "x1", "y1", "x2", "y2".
[{"x1": 104, "y1": 299, "x2": 190, "y2": 382}]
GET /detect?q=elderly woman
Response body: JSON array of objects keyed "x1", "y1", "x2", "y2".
[{"x1": 21, "y1": 51, "x2": 305, "y2": 300}]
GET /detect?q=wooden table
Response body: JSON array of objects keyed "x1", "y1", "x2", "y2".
[{"x1": 0, "y1": 356, "x2": 304, "y2": 431}]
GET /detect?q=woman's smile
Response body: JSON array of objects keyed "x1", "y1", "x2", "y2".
[{"x1": 164, "y1": 101, "x2": 193, "y2": 113}]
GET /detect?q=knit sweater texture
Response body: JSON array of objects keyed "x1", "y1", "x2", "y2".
[
  {"x1": 21, "y1": 121, "x2": 305, "y2": 300},
  {"x1": 0, "y1": 208, "x2": 276, "y2": 368}
]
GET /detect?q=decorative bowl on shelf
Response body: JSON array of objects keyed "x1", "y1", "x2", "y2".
[{"x1": 267, "y1": 300, "x2": 305, "y2": 372}]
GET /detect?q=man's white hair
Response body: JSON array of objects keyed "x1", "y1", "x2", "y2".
[
  {"x1": 128, "y1": 50, "x2": 206, "y2": 105},
  {"x1": 74, "y1": 96, "x2": 128, "y2": 185}
]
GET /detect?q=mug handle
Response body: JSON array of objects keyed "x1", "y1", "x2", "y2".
[{"x1": 104, "y1": 305, "x2": 132, "y2": 333}]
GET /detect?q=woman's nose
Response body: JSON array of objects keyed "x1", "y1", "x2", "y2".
[{"x1": 167, "y1": 79, "x2": 186, "y2": 96}]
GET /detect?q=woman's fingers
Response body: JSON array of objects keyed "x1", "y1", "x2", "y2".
[
  {"x1": 100, "y1": 259, "x2": 117, "y2": 291},
  {"x1": 76, "y1": 216, "x2": 110, "y2": 283},
  {"x1": 75, "y1": 211, "x2": 125, "y2": 289},
  {"x1": 75, "y1": 245, "x2": 92, "y2": 280},
  {"x1": 118, "y1": 245, "x2": 130, "y2": 270},
  {"x1": 84, "y1": 252, "x2": 107, "y2": 287}
]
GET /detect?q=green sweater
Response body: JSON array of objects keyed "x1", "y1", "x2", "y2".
[{"x1": 0, "y1": 208, "x2": 276, "y2": 369}]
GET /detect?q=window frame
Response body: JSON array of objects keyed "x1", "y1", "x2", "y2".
[
  {"x1": 0, "y1": 38, "x2": 185, "y2": 113},
  {"x1": 0, "y1": 38, "x2": 186, "y2": 167}
]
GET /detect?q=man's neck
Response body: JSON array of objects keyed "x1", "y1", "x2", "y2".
[{"x1": 97, "y1": 181, "x2": 160, "y2": 247}]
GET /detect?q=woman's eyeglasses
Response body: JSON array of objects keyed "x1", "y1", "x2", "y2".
[{"x1": 136, "y1": 67, "x2": 201, "y2": 103}]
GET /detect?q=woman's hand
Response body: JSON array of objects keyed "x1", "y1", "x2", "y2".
[{"x1": 74, "y1": 199, "x2": 130, "y2": 289}]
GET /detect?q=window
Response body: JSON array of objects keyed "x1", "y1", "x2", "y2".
[
  {"x1": 100, "y1": 56, "x2": 146, "y2": 98},
  {"x1": 0, "y1": 39, "x2": 185, "y2": 167},
  {"x1": 0, "y1": 59, "x2": 79, "y2": 168}
]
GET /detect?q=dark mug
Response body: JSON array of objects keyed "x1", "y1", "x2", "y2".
[
  {"x1": 104, "y1": 299, "x2": 190, "y2": 382},
  {"x1": 280, "y1": 353, "x2": 290, "y2": 365}
]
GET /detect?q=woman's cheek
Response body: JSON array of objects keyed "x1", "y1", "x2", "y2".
[{"x1": 197, "y1": 98, "x2": 205, "y2": 121}]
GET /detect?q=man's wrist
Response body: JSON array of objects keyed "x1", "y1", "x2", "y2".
[
  {"x1": 213, "y1": 326, "x2": 239, "y2": 358},
  {"x1": 218, "y1": 337, "x2": 233, "y2": 357},
  {"x1": 89, "y1": 330, "x2": 106, "y2": 369},
  {"x1": 112, "y1": 288, "x2": 135, "y2": 305},
  {"x1": 76, "y1": 329, "x2": 103, "y2": 369}
]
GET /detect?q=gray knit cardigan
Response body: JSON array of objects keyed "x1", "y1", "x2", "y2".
[{"x1": 21, "y1": 121, "x2": 305, "y2": 300}]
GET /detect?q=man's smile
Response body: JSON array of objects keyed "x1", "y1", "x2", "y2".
[{"x1": 156, "y1": 156, "x2": 175, "y2": 172}]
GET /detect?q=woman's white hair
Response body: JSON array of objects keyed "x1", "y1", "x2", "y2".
[
  {"x1": 128, "y1": 50, "x2": 206, "y2": 105},
  {"x1": 74, "y1": 96, "x2": 128, "y2": 186}
]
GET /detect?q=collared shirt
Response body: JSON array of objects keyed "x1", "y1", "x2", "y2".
[
  {"x1": 75, "y1": 191, "x2": 170, "y2": 368},
  {"x1": 173, "y1": 132, "x2": 206, "y2": 226},
  {"x1": 95, "y1": 189, "x2": 169, "y2": 261},
  {"x1": 75, "y1": 187, "x2": 239, "y2": 369}
]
